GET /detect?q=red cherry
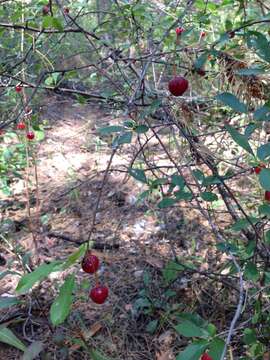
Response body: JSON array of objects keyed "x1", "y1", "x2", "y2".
[
  {"x1": 196, "y1": 68, "x2": 206, "y2": 76},
  {"x1": 0, "y1": 129, "x2": 4, "y2": 136},
  {"x1": 228, "y1": 31, "x2": 235, "y2": 38},
  {"x1": 253, "y1": 164, "x2": 266, "y2": 174},
  {"x1": 90, "y1": 285, "x2": 109, "y2": 304},
  {"x1": 201, "y1": 353, "x2": 213, "y2": 360},
  {"x1": 17, "y1": 122, "x2": 26, "y2": 130},
  {"x1": 43, "y1": 5, "x2": 50, "y2": 15},
  {"x1": 15, "y1": 85, "x2": 22, "y2": 93},
  {"x1": 168, "y1": 76, "x2": 188, "y2": 96},
  {"x1": 64, "y1": 7, "x2": 69, "y2": 14},
  {"x1": 200, "y1": 31, "x2": 206, "y2": 37},
  {"x1": 265, "y1": 191, "x2": 270, "y2": 202},
  {"x1": 81, "y1": 251, "x2": 99, "y2": 274},
  {"x1": 26, "y1": 131, "x2": 35, "y2": 140},
  {"x1": 176, "y1": 27, "x2": 184, "y2": 36}
]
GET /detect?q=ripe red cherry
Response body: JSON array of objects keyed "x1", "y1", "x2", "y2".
[
  {"x1": 64, "y1": 7, "x2": 69, "y2": 14},
  {"x1": 200, "y1": 31, "x2": 206, "y2": 37},
  {"x1": 168, "y1": 76, "x2": 188, "y2": 96},
  {"x1": 43, "y1": 5, "x2": 50, "y2": 15},
  {"x1": 15, "y1": 85, "x2": 22, "y2": 93},
  {"x1": 253, "y1": 164, "x2": 266, "y2": 174},
  {"x1": 228, "y1": 31, "x2": 235, "y2": 38},
  {"x1": 176, "y1": 27, "x2": 184, "y2": 36},
  {"x1": 26, "y1": 131, "x2": 35, "y2": 140},
  {"x1": 81, "y1": 251, "x2": 99, "y2": 274},
  {"x1": 90, "y1": 285, "x2": 109, "y2": 304},
  {"x1": 17, "y1": 122, "x2": 26, "y2": 130},
  {"x1": 201, "y1": 353, "x2": 213, "y2": 360},
  {"x1": 0, "y1": 129, "x2": 4, "y2": 136},
  {"x1": 196, "y1": 68, "x2": 206, "y2": 76},
  {"x1": 265, "y1": 191, "x2": 270, "y2": 202}
]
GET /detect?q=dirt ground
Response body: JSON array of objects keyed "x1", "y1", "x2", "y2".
[{"x1": 0, "y1": 95, "x2": 229, "y2": 359}]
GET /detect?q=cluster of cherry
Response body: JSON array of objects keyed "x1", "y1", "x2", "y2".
[{"x1": 81, "y1": 251, "x2": 109, "y2": 304}]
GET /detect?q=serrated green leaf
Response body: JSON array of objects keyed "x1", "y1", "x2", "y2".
[
  {"x1": 176, "y1": 340, "x2": 208, "y2": 360},
  {"x1": 225, "y1": 125, "x2": 254, "y2": 155},
  {"x1": 16, "y1": 261, "x2": 62, "y2": 294},
  {"x1": 244, "y1": 262, "x2": 260, "y2": 282},
  {"x1": 216, "y1": 92, "x2": 248, "y2": 113},
  {"x1": 158, "y1": 197, "x2": 176, "y2": 208},
  {"x1": 0, "y1": 327, "x2": 26, "y2": 351},
  {"x1": 175, "y1": 320, "x2": 210, "y2": 338},
  {"x1": 257, "y1": 143, "x2": 270, "y2": 161},
  {"x1": 200, "y1": 192, "x2": 218, "y2": 202},
  {"x1": 50, "y1": 274, "x2": 75, "y2": 326},
  {"x1": 208, "y1": 338, "x2": 225, "y2": 360},
  {"x1": 62, "y1": 243, "x2": 87, "y2": 270},
  {"x1": 171, "y1": 174, "x2": 185, "y2": 188},
  {"x1": 243, "y1": 328, "x2": 257, "y2": 345},
  {"x1": 128, "y1": 168, "x2": 147, "y2": 183},
  {"x1": 259, "y1": 168, "x2": 270, "y2": 190}
]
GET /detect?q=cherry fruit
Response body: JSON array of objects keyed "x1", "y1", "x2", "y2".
[
  {"x1": 17, "y1": 122, "x2": 26, "y2": 130},
  {"x1": 196, "y1": 68, "x2": 206, "y2": 77},
  {"x1": 265, "y1": 191, "x2": 270, "y2": 202},
  {"x1": 201, "y1": 354, "x2": 213, "y2": 360},
  {"x1": 15, "y1": 85, "x2": 22, "y2": 93},
  {"x1": 200, "y1": 31, "x2": 206, "y2": 37},
  {"x1": 64, "y1": 7, "x2": 69, "y2": 14},
  {"x1": 253, "y1": 164, "x2": 266, "y2": 174},
  {"x1": 26, "y1": 131, "x2": 35, "y2": 140},
  {"x1": 228, "y1": 31, "x2": 235, "y2": 38},
  {"x1": 43, "y1": 5, "x2": 50, "y2": 15},
  {"x1": 176, "y1": 27, "x2": 184, "y2": 36},
  {"x1": 90, "y1": 285, "x2": 109, "y2": 304},
  {"x1": 168, "y1": 76, "x2": 188, "y2": 96},
  {"x1": 81, "y1": 251, "x2": 99, "y2": 274}
]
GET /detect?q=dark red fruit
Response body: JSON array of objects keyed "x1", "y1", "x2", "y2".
[
  {"x1": 90, "y1": 285, "x2": 109, "y2": 304},
  {"x1": 253, "y1": 164, "x2": 266, "y2": 174},
  {"x1": 176, "y1": 27, "x2": 184, "y2": 36},
  {"x1": 64, "y1": 7, "x2": 69, "y2": 14},
  {"x1": 0, "y1": 129, "x2": 4, "y2": 136},
  {"x1": 200, "y1": 31, "x2": 206, "y2": 37},
  {"x1": 228, "y1": 31, "x2": 235, "y2": 38},
  {"x1": 15, "y1": 85, "x2": 22, "y2": 93},
  {"x1": 43, "y1": 5, "x2": 50, "y2": 15},
  {"x1": 81, "y1": 252, "x2": 99, "y2": 274},
  {"x1": 196, "y1": 68, "x2": 206, "y2": 76},
  {"x1": 168, "y1": 76, "x2": 188, "y2": 96},
  {"x1": 201, "y1": 353, "x2": 213, "y2": 360},
  {"x1": 26, "y1": 131, "x2": 35, "y2": 140},
  {"x1": 17, "y1": 122, "x2": 26, "y2": 130},
  {"x1": 265, "y1": 191, "x2": 270, "y2": 202}
]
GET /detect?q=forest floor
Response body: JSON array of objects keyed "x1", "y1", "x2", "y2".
[{"x1": 1, "y1": 94, "x2": 236, "y2": 359}]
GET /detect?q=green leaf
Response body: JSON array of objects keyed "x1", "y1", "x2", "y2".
[
  {"x1": 244, "y1": 262, "x2": 260, "y2": 282},
  {"x1": 22, "y1": 341, "x2": 43, "y2": 360},
  {"x1": 257, "y1": 143, "x2": 270, "y2": 161},
  {"x1": 162, "y1": 261, "x2": 184, "y2": 283},
  {"x1": 243, "y1": 328, "x2": 257, "y2": 345},
  {"x1": 264, "y1": 230, "x2": 270, "y2": 245},
  {"x1": 171, "y1": 174, "x2": 185, "y2": 188},
  {"x1": 259, "y1": 168, "x2": 270, "y2": 190},
  {"x1": 113, "y1": 131, "x2": 132, "y2": 146},
  {"x1": 0, "y1": 296, "x2": 20, "y2": 310},
  {"x1": 258, "y1": 204, "x2": 270, "y2": 216},
  {"x1": 202, "y1": 176, "x2": 221, "y2": 186},
  {"x1": 50, "y1": 274, "x2": 75, "y2": 326},
  {"x1": 128, "y1": 168, "x2": 147, "y2": 183},
  {"x1": 135, "y1": 125, "x2": 149, "y2": 134},
  {"x1": 62, "y1": 243, "x2": 87, "y2": 270},
  {"x1": 176, "y1": 339, "x2": 208, "y2": 360},
  {"x1": 158, "y1": 197, "x2": 177, "y2": 208},
  {"x1": 200, "y1": 192, "x2": 218, "y2": 202},
  {"x1": 254, "y1": 104, "x2": 270, "y2": 121},
  {"x1": 0, "y1": 327, "x2": 26, "y2": 351},
  {"x1": 99, "y1": 126, "x2": 124, "y2": 135},
  {"x1": 146, "y1": 319, "x2": 158, "y2": 334},
  {"x1": 231, "y1": 217, "x2": 258, "y2": 231},
  {"x1": 216, "y1": 92, "x2": 248, "y2": 113},
  {"x1": 88, "y1": 349, "x2": 112, "y2": 360},
  {"x1": 194, "y1": 52, "x2": 208, "y2": 70},
  {"x1": 174, "y1": 190, "x2": 193, "y2": 200},
  {"x1": 16, "y1": 261, "x2": 62, "y2": 294},
  {"x1": 225, "y1": 125, "x2": 254, "y2": 155},
  {"x1": 208, "y1": 337, "x2": 225, "y2": 360},
  {"x1": 52, "y1": 18, "x2": 64, "y2": 31},
  {"x1": 175, "y1": 320, "x2": 210, "y2": 338},
  {"x1": 235, "y1": 68, "x2": 265, "y2": 76}
]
